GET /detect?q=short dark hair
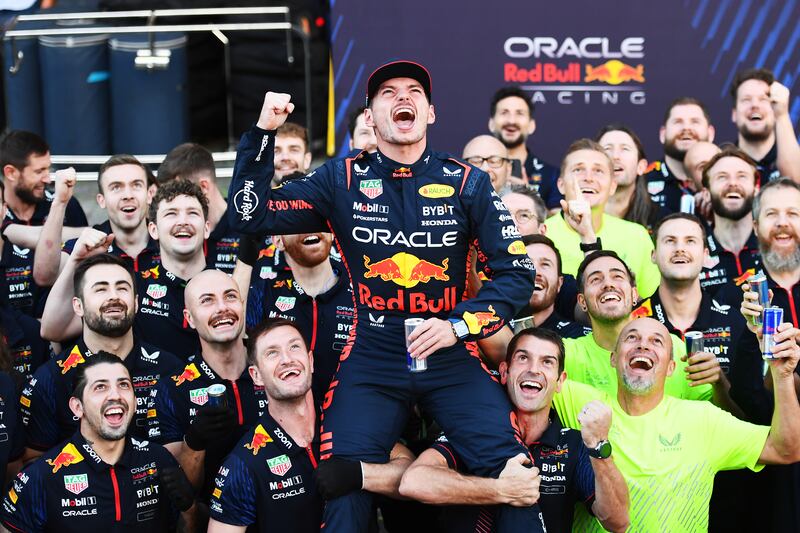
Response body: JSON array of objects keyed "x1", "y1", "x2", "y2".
[
  {"x1": 490, "y1": 87, "x2": 534, "y2": 118},
  {"x1": 560, "y1": 138, "x2": 614, "y2": 178},
  {"x1": 148, "y1": 178, "x2": 208, "y2": 222},
  {"x1": 505, "y1": 327, "x2": 565, "y2": 373},
  {"x1": 701, "y1": 144, "x2": 758, "y2": 188},
  {"x1": 594, "y1": 123, "x2": 647, "y2": 161},
  {"x1": 753, "y1": 177, "x2": 800, "y2": 221},
  {"x1": 576, "y1": 250, "x2": 636, "y2": 294},
  {"x1": 157, "y1": 143, "x2": 216, "y2": 186},
  {"x1": 522, "y1": 234, "x2": 562, "y2": 275},
  {"x1": 71, "y1": 351, "x2": 129, "y2": 402},
  {"x1": 652, "y1": 212, "x2": 708, "y2": 247},
  {"x1": 246, "y1": 318, "x2": 307, "y2": 366},
  {"x1": 276, "y1": 123, "x2": 310, "y2": 153},
  {"x1": 347, "y1": 106, "x2": 367, "y2": 138},
  {"x1": 97, "y1": 154, "x2": 150, "y2": 194},
  {"x1": 730, "y1": 68, "x2": 774, "y2": 103},
  {"x1": 73, "y1": 253, "x2": 137, "y2": 300},
  {"x1": 0, "y1": 130, "x2": 49, "y2": 170},
  {"x1": 663, "y1": 97, "x2": 711, "y2": 125},
  {"x1": 501, "y1": 185, "x2": 547, "y2": 225}
]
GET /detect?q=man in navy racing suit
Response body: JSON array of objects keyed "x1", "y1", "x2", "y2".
[{"x1": 227, "y1": 61, "x2": 541, "y2": 532}]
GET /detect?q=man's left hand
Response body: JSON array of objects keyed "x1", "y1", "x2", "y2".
[
  {"x1": 407, "y1": 318, "x2": 458, "y2": 360},
  {"x1": 770, "y1": 81, "x2": 791, "y2": 119}
]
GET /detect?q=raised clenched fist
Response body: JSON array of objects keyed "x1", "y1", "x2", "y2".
[
  {"x1": 53, "y1": 167, "x2": 77, "y2": 204},
  {"x1": 257, "y1": 92, "x2": 295, "y2": 131}
]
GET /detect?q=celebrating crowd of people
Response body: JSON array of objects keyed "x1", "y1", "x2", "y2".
[{"x1": 0, "y1": 59, "x2": 796, "y2": 532}]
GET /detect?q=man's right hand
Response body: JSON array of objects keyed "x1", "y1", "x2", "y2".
[
  {"x1": 184, "y1": 405, "x2": 238, "y2": 452},
  {"x1": 257, "y1": 92, "x2": 295, "y2": 131},
  {"x1": 71, "y1": 228, "x2": 115, "y2": 261},
  {"x1": 53, "y1": 167, "x2": 77, "y2": 205},
  {"x1": 740, "y1": 282, "x2": 774, "y2": 335},
  {"x1": 497, "y1": 453, "x2": 540, "y2": 507}
]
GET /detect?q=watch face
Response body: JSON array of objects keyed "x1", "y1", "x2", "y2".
[{"x1": 597, "y1": 440, "x2": 612, "y2": 459}]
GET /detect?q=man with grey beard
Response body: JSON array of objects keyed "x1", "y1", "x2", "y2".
[{"x1": 699, "y1": 147, "x2": 763, "y2": 292}]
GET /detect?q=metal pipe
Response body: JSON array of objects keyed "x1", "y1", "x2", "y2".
[
  {"x1": 50, "y1": 152, "x2": 238, "y2": 165},
  {"x1": 70, "y1": 166, "x2": 236, "y2": 182},
  {"x1": 5, "y1": 22, "x2": 291, "y2": 38},
  {"x1": 15, "y1": 7, "x2": 289, "y2": 22}
]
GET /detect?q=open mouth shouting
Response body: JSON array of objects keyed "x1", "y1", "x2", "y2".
[
  {"x1": 392, "y1": 106, "x2": 416, "y2": 132},
  {"x1": 103, "y1": 402, "x2": 127, "y2": 428},
  {"x1": 598, "y1": 289, "x2": 623, "y2": 305},
  {"x1": 302, "y1": 235, "x2": 322, "y2": 246},
  {"x1": 517, "y1": 374, "x2": 545, "y2": 399},
  {"x1": 276, "y1": 364, "x2": 305, "y2": 384},
  {"x1": 171, "y1": 225, "x2": 196, "y2": 242},
  {"x1": 209, "y1": 311, "x2": 239, "y2": 332},
  {"x1": 627, "y1": 350, "x2": 655, "y2": 374}
]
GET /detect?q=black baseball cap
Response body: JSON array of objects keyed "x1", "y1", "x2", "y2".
[{"x1": 366, "y1": 60, "x2": 432, "y2": 106}]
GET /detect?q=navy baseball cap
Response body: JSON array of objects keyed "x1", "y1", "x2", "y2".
[{"x1": 366, "y1": 60, "x2": 432, "y2": 106}]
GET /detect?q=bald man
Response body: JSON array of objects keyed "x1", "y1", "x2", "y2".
[
  {"x1": 553, "y1": 317, "x2": 800, "y2": 532},
  {"x1": 151, "y1": 270, "x2": 267, "y2": 501},
  {"x1": 462, "y1": 134, "x2": 512, "y2": 193}
]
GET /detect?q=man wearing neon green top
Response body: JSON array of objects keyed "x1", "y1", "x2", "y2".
[
  {"x1": 553, "y1": 316, "x2": 800, "y2": 532},
  {"x1": 546, "y1": 138, "x2": 660, "y2": 298},
  {"x1": 566, "y1": 250, "x2": 727, "y2": 403}
]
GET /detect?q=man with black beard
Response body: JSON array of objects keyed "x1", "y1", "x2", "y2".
[
  {"x1": 644, "y1": 97, "x2": 716, "y2": 213},
  {"x1": 20, "y1": 253, "x2": 182, "y2": 462},
  {"x1": 699, "y1": 147, "x2": 763, "y2": 292},
  {"x1": 730, "y1": 68, "x2": 800, "y2": 184}
]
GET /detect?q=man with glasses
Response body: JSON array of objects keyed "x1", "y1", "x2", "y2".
[
  {"x1": 462, "y1": 135, "x2": 512, "y2": 194},
  {"x1": 500, "y1": 186, "x2": 547, "y2": 236}
]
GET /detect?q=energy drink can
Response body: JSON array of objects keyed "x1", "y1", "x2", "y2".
[
  {"x1": 207, "y1": 384, "x2": 228, "y2": 407},
  {"x1": 748, "y1": 272, "x2": 770, "y2": 326},
  {"x1": 762, "y1": 307, "x2": 784, "y2": 359},
  {"x1": 685, "y1": 331, "x2": 705, "y2": 356},
  {"x1": 405, "y1": 318, "x2": 427, "y2": 372},
  {"x1": 680, "y1": 193, "x2": 695, "y2": 214},
  {"x1": 511, "y1": 315, "x2": 534, "y2": 334}
]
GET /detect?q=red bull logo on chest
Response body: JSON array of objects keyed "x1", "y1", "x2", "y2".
[{"x1": 363, "y1": 253, "x2": 449, "y2": 288}]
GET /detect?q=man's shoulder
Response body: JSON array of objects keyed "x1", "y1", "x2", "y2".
[
  {"x1": 602, "y1": 214, "x2": 651, "y2": 238},
  {"x1": 134, "y1": 343, "x2": 184, "y2": 372}
]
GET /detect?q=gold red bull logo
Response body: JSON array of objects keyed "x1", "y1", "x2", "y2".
[
  {"x1": 141, "y1": 265, "x2": 160, "y2": 279},
  {"x1": 463, "y1": 305, "x2": 501, "y2": 335},
  {"x1": 57, "y1": 346, "x2": 86, "y2": 375},
  {"x1": 46, "y1": 443, "x2": 84, "y2": 473},
  {"x1": 584, "y1": 60, "x2": 645, "y2": 85},
  {"x1": 244, "y1": 424, "x2": 273, "y2": 455},
  {"x1": 363, "y1": 253, "x2": 449, "y2": 288},
  {"x1": 392, "y1": 167, "x2": 413, "y2": 179},
  {"x1": 734, "y1": 268, "x2": 756, "y2": 286},
  {"x1": 631, "y1": 299, "x2": 653, "y2": 319},
  {"x1": 258, "y1": 245, "x2": 276, "y2": 259},
  {"x1": 172, "y1": 363, "x2": 201, "y2": 386}
]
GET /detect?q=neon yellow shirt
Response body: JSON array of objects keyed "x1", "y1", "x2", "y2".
[
  {"x1": 553, "y1": 381, "x2": 769, "y2": 533},
  {"x1": 564, "y1": 332, "x2": 713, "y2": 401},
  {"x1": 544, "y1": 212, "x2": 660, "y2": 298}
]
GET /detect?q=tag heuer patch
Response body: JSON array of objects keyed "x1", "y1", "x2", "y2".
[
  {"x1": 189, "y1": 388, "x2": 209, "y2": 406},
  {"x1": 64, "y1": 474, "x2": 88, "y2": 495},
  {"x1": 359, "y1": 179, "x2": 383, "y2": 199},
  {"x1": 146, "y1": 284, "x2": 167, "y2": 300},
  {"x1": 267, "y1": 454, "x2": 292, "y2": 476},
  {"x1": 275, "y1": 296, "x2": 296, "y2": 312}
]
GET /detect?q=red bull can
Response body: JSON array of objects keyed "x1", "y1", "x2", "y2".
[
  {"x1": 685, "y1": 331, "x2": 705, "y2": 356},
  {"x1": 748, "y1": 272, "x2": 770, "y2": 326},
  {"x1": 207, "y1": 384, "x2": 228, "y2": 407},
  {"x1": 762, "y1": 307, "x2": 783, "y2": 359},
  {"x1": 680, "y1": 193, "x2": 695, "y2": 214},
  {"x1": 405, "y1": 318, "x2": 427, "y2": 372},
  {"x1": 511, "y1": 315, "x2": 534, "y2": 334}
]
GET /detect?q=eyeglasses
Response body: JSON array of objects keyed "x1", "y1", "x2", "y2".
[
  {"x1": 509, "y1": 210, "x2": 537, "y2": 225},
  {"x1": 465, "y1": 156, "x2": 510, "y2": 169}
]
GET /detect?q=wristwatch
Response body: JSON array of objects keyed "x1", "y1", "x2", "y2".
[
  {"x1": 448, "y1": 318, "x2": 469, "y2": 341},
  {"x1": 579, "y1": 238, "x2": 603, "y2": 253},
  {"x1": 587, "y1": 439, "x2": 612, "y2": 459}
]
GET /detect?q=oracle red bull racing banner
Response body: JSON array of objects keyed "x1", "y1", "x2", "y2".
[{"x1": 330, "y1": 0, "x2": 800, "y2": 164}]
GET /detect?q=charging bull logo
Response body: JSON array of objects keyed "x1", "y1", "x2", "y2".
[
  {"x1": 57, "y1": 346, "x2": 86, "y2": 375},
  {"x1": 244, "y1": 424, "x2": 273, "y2": 455},
  {"x1": 172, "y1": 363, "x2": 201, "y2": 386},
  {"x1": 141, "y1": 265, "x2": 160, "y2": 279},
  {"x1": 463, "y1": 306, "x2": 501, "y2": 335},
  {"x1": 585, "y1": 60, "x2": 645, "y2": 85},
  {"x1": 46, "y1": 443, "x2": 84, "y2": 473},
  {"x1": 363, "y1": 253, "x2": 449, "y2": 288}
]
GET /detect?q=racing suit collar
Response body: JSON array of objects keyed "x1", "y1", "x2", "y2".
[
  {"x1": 373, "y1": 146, "x2": 435, "y2": 179},
  {"x1": 70, "y1": 430, "x2": 135, "y2": 471}
]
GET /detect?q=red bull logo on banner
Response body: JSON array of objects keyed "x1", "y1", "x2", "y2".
[
  {"x1": 46, "y1": 443, "x2": 84, "y2": 473},
  {"x1": 584, "y1": 60, "x2": 645, "y2": 85},
  {"x1": 363, "y1": 253, "x2": 449, "y2": 288},
  {"x1": 244, "y1": 424, "x2": 273, "y2": 455}
]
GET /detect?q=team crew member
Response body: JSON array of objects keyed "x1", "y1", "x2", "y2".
[
  {"x1": 635, "y1": 214, "x2": 748, "y2": 376},
  {"x1": 0, "y1": 338, "x2": 24, "y2": 480},
  {"x1": 209, "y1": 319, "x2": 414, "y2": 533},
  {"x1": 348, "y1": 105, "x2": 378, "y2": 153},
  {"x1": 0, "y1": 130, "x2": 87, "y2": 241},
  {"x1": 700, "y1": 147, "x2": 762, "y2": 291},
  {"x1": 488, "y1": 87, "x2": 561, "y2": 209},
  {"x1": 151, "y1": 270, "x2": 266, "y2": 502},
  {"x1": 595, "y1": 124, "x2": 666, "y2": 230},
  {"x1": 41, "y1": 180, "x2": 210, "y2": 359},
  {"x1": 567, "y1": 251, "x2": 717, "y2": 400},
  {"x1": 158, "y1": 143, "x2": 241, "y2": 274},
  {"x1": 683, "y1": 141, "x2": 721, "y2": 219},
  {"x1": 228, "y1": 62, "x2": 543, "y2": 532},
  {"x1": 401, "y1": 328, "x2": 629, "y2": 533},
  {"x1": 643, "y1": 97, "x2": 716, "y2": 213},
  {"x1": 551, "y1": 317, "x2": 800, "y2": 533},
  {"x1": 3, "y1": 353, "x2": 195, "y2": 532},
  {"x1": 462, "y1": 135, "x2": 512, "y2": 194},
  {"x1": 0, "y1": 305, "x2": 50, "y2": 381},
  {"x1": 271, "y1": 122, "x2": 313, "y2": 187},
  {"x1": 546, "y1": 139, "x2": 660, "y2": 299},
  {"x1": 21, "y1": 254, "x2": 182, "y2": 459},
  {"x1": 239, "y1": 231, "x2": 354, "y2": 403},
  {"x1": 730, "y1": 68, "x2": 800, "y2": 183},
  {"x1": 0, "y1": 178, "x2": 42, "y2": 317},
  {"x1": 36, "y1": 155, "x2": 160, "y2": 289}
]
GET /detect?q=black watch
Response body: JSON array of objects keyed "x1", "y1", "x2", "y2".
[
  {"x1": 587, "y1": 439, "x2": 612, "y2": 459},
  {"x1": 579, "y1": 238, "x2": 603, "y2": 253}
]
